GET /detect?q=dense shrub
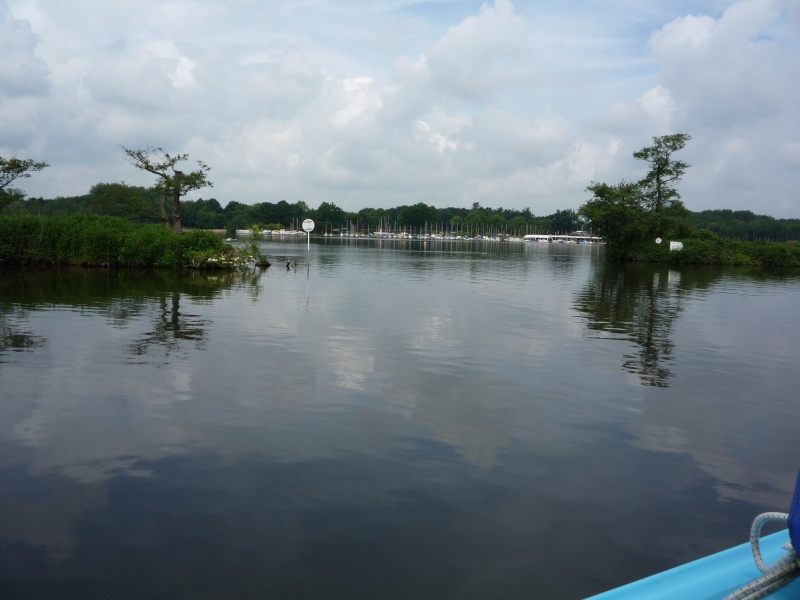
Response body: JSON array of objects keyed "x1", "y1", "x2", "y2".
[
  {"x1": 670, "y1": 239, "x2": 728, "y2": 264},
  {"x1": 618, "y1": 228, "x2": 800, "y2": 266},
  {"x1": 744, "y1": 241, "x2": 800, "y2": 267},
  {"x1": 118, "y1": 224, "x2": 178, "y2": 267},
  {"x1": 178, "y1": 230, "x2": 239, "y2": 268},
  {"x1": 0, "y1": 214, "x2": 128, "y2": 265},
  {"x1": 672, "y1": 237, "x2": 800, "y2": 266},
  {"x1": 0, "y1": 214, "x2": 249, "y2": 269}
]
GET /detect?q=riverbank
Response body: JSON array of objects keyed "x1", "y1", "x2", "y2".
[
  {"x1": 628, "y1": 232, "x2": 800, "y2": 266},
  {"x1": 2, "y1": 214, "x2": 797, "y2": 268},
  {"x1": 0, "y1": 214, "x2": 259, "y2": 269}
]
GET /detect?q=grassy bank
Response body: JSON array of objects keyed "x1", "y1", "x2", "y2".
[
  {"x1": 0, "y1": 214, "x2": 259, "y2": 268},
  {"x1": 626, "y1": 231, "x2": 800, "y2": 266}
]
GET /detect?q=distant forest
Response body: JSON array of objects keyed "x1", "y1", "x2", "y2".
[{"x1": 3, "y1": 183, "x2": 799, "y2": 242}]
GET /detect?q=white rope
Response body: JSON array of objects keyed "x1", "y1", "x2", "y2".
[{"x1": 722, "y1": 512, "x2": 800, "y2": 600}]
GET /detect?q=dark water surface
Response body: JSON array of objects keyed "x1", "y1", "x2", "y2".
[{"x1": 1, "y1": 239, "x2": 799, "y2": 599}]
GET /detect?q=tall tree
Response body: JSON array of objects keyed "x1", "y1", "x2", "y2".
[
  {"x1": 465, "y1": 210, "x2": 487, "y2": 227},
  {"x1": 579, "y1": 180, "x2": 648, "y2": 258},
  {"x1": 0, "y1": 156, "x2": 49, "y2": 190},
  {"x1": 633, "y1": 133, "x2": 691, "y2": 213},
  {"x1": 89, "y1": 182, "x2": 161, "y2": 222},
  {"x1": 550, "y1": 208, "x2": 580, "y2": 233},
  {"x1": 122, "y1": 146, "x2": 212, "y2": 234},
  {"x1": 397, "y1": 202, "x2": 437, "y2": 231},
  {"x1": 368, "y1": 208, "x2": 391, "y2": 230},
  {"x1": 314, "y1": 201, "x2": 346, "y2": 233},
  {"x1": 489, "y1": 213, "x2": 506, "y2": 232},
  {"x1": 507, "y1": 216, "x2": 527, "y2": 235}
]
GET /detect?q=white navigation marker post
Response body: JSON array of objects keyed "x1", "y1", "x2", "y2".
[
  {"x1": 302, "y1": 219, "x2": 315, "y2": 252},
  {"x1": 301, "y1": 219, "x2": 314, "y2": 312}
]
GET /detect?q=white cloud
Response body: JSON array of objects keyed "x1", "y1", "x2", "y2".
[
  {"x1": 426, "y1": 0, "x2": 536, "y2": 100},
  {"x1": 330, "y1": 76, "x2": 383, "y2": 129},
  {"x1": 415, "y1": 110, "x2": 470, "y2": 153},
  {"x1": 1, "y1": 0, "x2": 798, "y2": 217},
  {"x1": 594, "y1": 85, "x2": 676, "y2": 138},
  {"x1": 639, "y1": 85, "x2": 676, "y2": 132},
  {"x1": 465, "y1": 138, "x2": 622, "y2": 206},
  {"x1": 646, "y1": 0, "x2": 799, "y2": 213},
  {"x1": 0, "y1": 4, "x2": 49, "y2": 97},
  {"x1": 650, "y1": 0, "x2": 790, "y2": 125}
]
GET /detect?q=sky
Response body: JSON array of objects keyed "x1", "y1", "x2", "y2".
[{"x1": 1, "y1": 0, "x2": 799, "y2": 218}]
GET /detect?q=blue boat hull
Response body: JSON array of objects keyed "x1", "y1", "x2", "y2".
[{"x1": 586, "y1": 531, "x2": 800, "y2": 600}]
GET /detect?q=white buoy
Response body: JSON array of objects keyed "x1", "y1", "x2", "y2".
[{"x1": 302, "y1": 219, "x2": 315, "y2": 252}]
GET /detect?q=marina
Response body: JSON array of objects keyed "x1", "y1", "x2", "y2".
[{"x1": 235, "y1": 229, "x2": 603, "y2": 244}]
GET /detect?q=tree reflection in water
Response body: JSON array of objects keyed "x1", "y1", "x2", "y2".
[
  {"x1": 574, "y1": 263, "x2": 686, "y2": 387},
  {"x1": 0, "y1": 267, "x2": 265, "y2": 362},
  {"x1": 0, "y1": 314, "x2": 47, "y2": 356},
  {"x1": 130, "y1": 290, "x2": 210, "y2": 357}
]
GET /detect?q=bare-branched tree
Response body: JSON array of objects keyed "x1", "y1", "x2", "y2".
[{"x1": 122, "y1": 146, "x2": 212, "y2": 234}]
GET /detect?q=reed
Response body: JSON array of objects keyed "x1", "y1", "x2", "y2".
[{"x1": 0, "y1": 214, "x2": 247, "y2": 268}]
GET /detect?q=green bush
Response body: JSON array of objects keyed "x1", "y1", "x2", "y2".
[
  {"x1": 0, "y1": 214, "x2": 251, "y2": 269},
  {"x1": 745, "y1": 241, "x2": 800, "y2": 267},
  {"x1": 612, "y1": 226, "x2": 800, "y2": 267},
  {"x1": 0, "y1": 214, "x2": 129, "y2": 265},
  {"x1": 119, "y1": 224, "x2": 177, "y2": 267},
  {"x1": 664, "y1": 236, "x2": 800, "y2": 266},
  {"x1": 670, "y1": 239, "x2": 726, "y2": 264},
  {"x1": 694, "y1": 228, "x2": 723, "y2": 242},
  {"x1": 178, "y1": 230, "x2": 241, "y2": 269}
]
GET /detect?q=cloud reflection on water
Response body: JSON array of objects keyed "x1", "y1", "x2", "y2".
[{"x1": 0, "y1": 246, "x2": 798, "y2": 595}]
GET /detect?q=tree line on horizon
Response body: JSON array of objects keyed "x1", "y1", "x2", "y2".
[
  {"x1": 5, "y1": 182, "x2": 799, "y2": 243},
  {"x1": 3, "y1": 147, "x2": 799, "y2": 243},
  {"x1": 2, "y1": 180, "x2": 589, "y2": 238}
]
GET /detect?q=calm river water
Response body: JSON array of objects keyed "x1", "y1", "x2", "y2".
[{"x1": 1, "y1": 239, "x2": 799, "y2": 599}]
